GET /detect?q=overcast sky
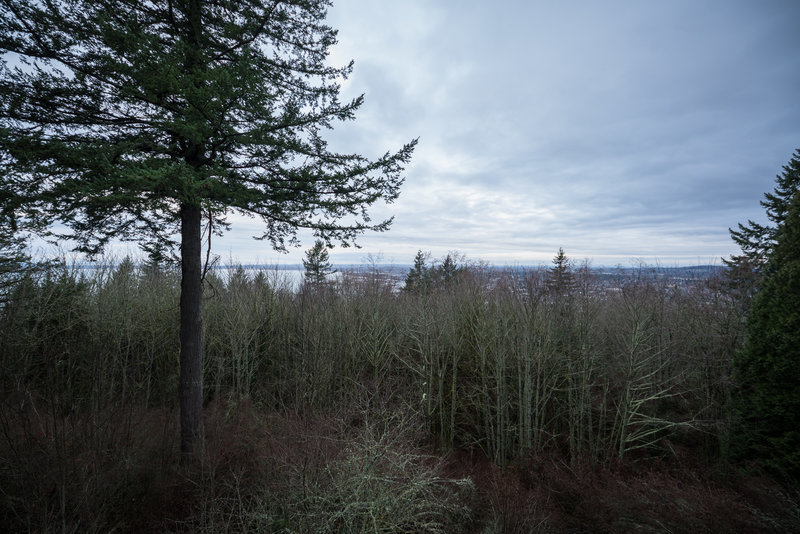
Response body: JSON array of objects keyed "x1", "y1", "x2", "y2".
[{"x1": 218, "y1": 0, "x2": 800, "y2": 267}]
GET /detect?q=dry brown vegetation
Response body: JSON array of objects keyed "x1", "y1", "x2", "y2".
[{"x1": 1, "y1": 260, "x2": 798, "y2": 532}]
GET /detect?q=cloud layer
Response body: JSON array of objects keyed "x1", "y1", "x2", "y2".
[{"x1": 214, "y1": 0, "x2": 800, "y2": 266}]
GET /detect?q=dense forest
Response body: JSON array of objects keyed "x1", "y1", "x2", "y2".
[
  {"x1": 1, "y1": 0, "x2": 799, "y2": 531},
  {"x1": 0, "y1": 252, "x2": 798, "y2": 532}
]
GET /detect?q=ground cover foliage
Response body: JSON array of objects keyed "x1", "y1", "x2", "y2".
[{"x1": 1, "y1": 259, "x2": 799, "y2": 532}]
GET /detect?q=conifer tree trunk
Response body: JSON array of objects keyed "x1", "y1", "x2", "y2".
[{"x1": 180, "y1": 202, "x2": 204, "y2": 462}]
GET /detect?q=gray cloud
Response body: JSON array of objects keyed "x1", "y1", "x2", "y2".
[{"x1": 215, "y1": 0, "x2": 800, "y2": 266}]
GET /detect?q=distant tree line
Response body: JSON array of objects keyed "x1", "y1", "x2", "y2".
[
  {"x1": 403, "y1": 251, "x2": 465, "y2": 292},
  {"x1": 404, "y1": 246, "x2": 579, "y2": 294}
]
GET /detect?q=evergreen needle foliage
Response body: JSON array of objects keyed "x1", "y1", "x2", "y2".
[
  {"x1": 0, "y1": 229, "x2": 33, "y2": 303},
  {"x1": 730, "y1": 152, "x2": 800, "y2": 483},
  {"x1": 546, "y1": 247, "x2": 575, "y2": 293},
  {"x1": 0, "y1": 0, "x2": 416, "y2": 460},
  {"x1": 403, "y1": 251, "x2": 464, "y2": 292},
  {"x1": 724, "y1": 149, "x2": 800, "y2": 291},
  {"x1": 404, "y1": 249, "x2": 432, "y2": 292},
  {"x1": 303, "y1": 239, "x2": 335, "y2": 286}
]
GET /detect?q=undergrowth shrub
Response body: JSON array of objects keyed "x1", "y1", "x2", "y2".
[{"x1": 184, "y1": 402, "x2": 475, "y2": 534}]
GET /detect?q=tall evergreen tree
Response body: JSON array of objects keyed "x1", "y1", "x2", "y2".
[
  {"x1": 730, "y1": 154, "x2": 800, "y2": 483},
  {"x1": 302, "y1": 239, "x2": 335, "y2": 286},
  {"x1": 404, "y1": 249, "x2": 431, "y2": 292},
  {"x1": 546, "y1": 247, "x2": 574, "y2": 293},
  {"x1": 435, "y1": 252, "x2": 461, "y2": 287},
  {"x1": 0, "y1": 178, "x2": 48, "y2": 303},
  {"x1": 0, "y1": 0, "x2": 416, "y2": 461},
  {"x1": 724, "y1": 150, "x2": 800, "y2": 286},
  {"x1": 0, "y1": 227, "x2": 31, "y2": 303}
]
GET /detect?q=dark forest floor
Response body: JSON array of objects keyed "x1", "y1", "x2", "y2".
[{"x1": 5, "y1": 399, "x2": 796, "y2": 533}]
